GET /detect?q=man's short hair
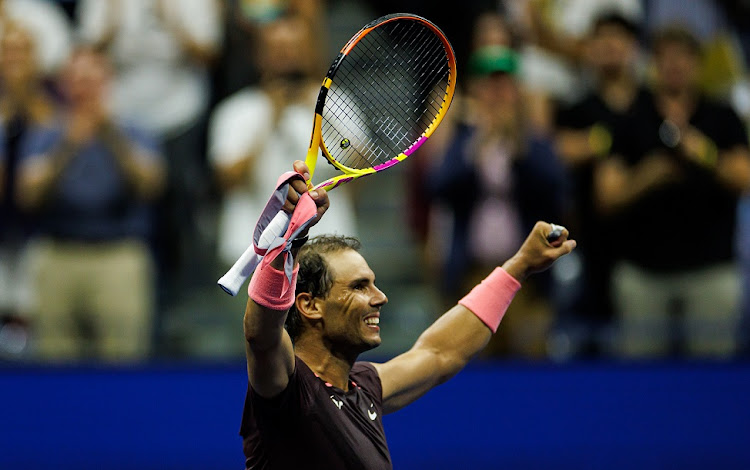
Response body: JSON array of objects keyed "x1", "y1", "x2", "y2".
[
  {"x1": 285, "y1": 235, "x2": 362, "y2": 342},
  {"x1": 651, "y1": 24, "x2": 702, "y2": 57},
  {"x1": 591, "y1": 10, "x2": 640, "y2": 38}
]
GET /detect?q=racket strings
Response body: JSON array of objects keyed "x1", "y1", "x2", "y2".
[
  {"x1": 354, "y1": 26, "x2": 446, "y2": 143},
  {"x1": 322, "y1": 18, "x2": 452, "y2": 170},
  {"x1": 355, "y1": 23, "x2": 448, "y2": 133}
]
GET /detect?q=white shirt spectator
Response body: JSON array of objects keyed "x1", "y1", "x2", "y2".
[
  {"x1": 76, "y1": 0, "x2": 222, "y2": 137},
  {"x1": 0, "y1": 0, "x2": 73, "y2": 75},
  {"x1": 209, "y1": 87, "x2": 358, "y2": 266}
]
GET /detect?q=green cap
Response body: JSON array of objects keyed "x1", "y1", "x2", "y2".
[{"x1": 468, "y1": 46, "x2": 519, "y2": 76}]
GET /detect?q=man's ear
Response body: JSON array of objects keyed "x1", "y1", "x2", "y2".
[{"x1": 296, "y1": 292, "x2": 323, "y2": 321}]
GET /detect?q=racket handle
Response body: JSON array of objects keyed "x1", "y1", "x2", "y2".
[
  {"x1": 258, "y1": 211, "x2": 292, "y2": 248},
  {"x1": 218, "y1": 244, "x2": 260, "y2": 296},
  {"x1": 217, "y1": 211, "x2": 293, "y2": 296},
  {"x1": 546, "y1": 224, "x2": 563, "y2": 242}
]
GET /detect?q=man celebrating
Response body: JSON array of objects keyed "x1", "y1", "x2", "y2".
[{"x1": 240, "y1": 161, "x2": 576, "y2": 469}]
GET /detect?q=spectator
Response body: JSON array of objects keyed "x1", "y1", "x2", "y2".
[
  {"x1": 411, "y1": 11, "x2": 520, "y2": 276},
  {"x1": 642, "y1": 0, "x2": 745, "y2": 100},
  {"x1": 16, "y1": 47, "x2": 166, "y2": 362},
  {"x1": 553, "y1": 11, "x2": 647, "y2": 356},
  {"x1": 0, "y1": 0, "x2": 73, "y2": 77},
  {"x1": 508, "y1": 0, "x2": 643, "y2": 107},
  {"x1": 211, "y1": 0, "x2": 334, "y2": 118},
  {"x1": 75, "y1": 0, "x2": 223, "y2": 296},
  {"x1": 430, "y1": 45, "x2": 566, "y2": 358},
  {"x1": 208, "y1": 13, "x2": 357, "y2": 269},
  {"x1": 0, "y1": 23, "x2": 60, "y2": 355},
  {"x1": 595, "y1": 26, "x2": 750, "y2": 358}
]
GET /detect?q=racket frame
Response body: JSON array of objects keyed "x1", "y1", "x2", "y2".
[{"x1": 304, "y1": 13, "x2": 457, "y2": 191}]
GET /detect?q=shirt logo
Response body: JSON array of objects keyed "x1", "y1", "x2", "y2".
[
  {"x1": 330, "y1": 395, "x2": 343, "y2": 410},
  {"x1": 367, "y1": 403, "x2": 377, "y2": 421}
]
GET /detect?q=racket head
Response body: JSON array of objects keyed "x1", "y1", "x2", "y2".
[{"x1": 305, "y1": 13, "x2": 457, "y2": 191}]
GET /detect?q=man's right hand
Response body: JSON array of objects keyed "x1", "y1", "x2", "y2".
[{"x1": 283, "y1": 160, "x2": 330, "y2": 235}]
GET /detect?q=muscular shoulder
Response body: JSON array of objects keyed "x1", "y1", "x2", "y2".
[{"x1": 350, "y1": 362, "x2": 383, "y2": 401}]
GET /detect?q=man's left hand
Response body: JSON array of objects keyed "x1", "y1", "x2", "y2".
[{"x1": 502, "y1": 221, "x2": 577, "y2": 281}]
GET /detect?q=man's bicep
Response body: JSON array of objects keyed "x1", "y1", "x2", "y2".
[
  {"x1": 372, "y1": 348, "x2": 444, "y2": 414},
  {"x1": 245, "y1": 329, "x2": 296, "y2": 399}
]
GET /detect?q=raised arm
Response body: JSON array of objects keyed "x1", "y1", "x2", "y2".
[
  {"x1": 243, "y1": 161, "x2": 329, "y2": 398},
  {"x1": 372, "y1": 222, "x2": 576, "y2": 414}
]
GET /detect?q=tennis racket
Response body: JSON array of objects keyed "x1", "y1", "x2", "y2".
[{"x1": 218, "y1": 12, "x2": 457, "y2": 295}]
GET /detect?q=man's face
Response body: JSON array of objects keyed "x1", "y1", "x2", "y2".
[
  {"x1": 0, "y1": 28, "x2": 36, "y2": 84},
  {"x1": 472, "y1": 72, "x2": 519, "y2": 128},
  {"x1": 654, "y1": 42, "x2": 700, "y2": 94},
  {"x1": 319, "y1": 249, "x2": 388, "y2": 354},
  {"x1": 258, "y1": 17, "x2": 314, "y2": 81},
  {"x1": 588, "y1": 24, "x2": 636, "y2": 75},
  {"x1": 64, "y1": 51, "x2": 111, "y2": 106}
]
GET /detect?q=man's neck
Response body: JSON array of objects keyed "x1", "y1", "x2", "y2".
[
  {"x1": 294, "y1": 338, "x2": 357, "y2": 391},
  {"x1": 655, "y1": 86, "x2": 697, "y2": 125},
  {"x1": 597, "y1": 70, "x2": 637, "y2": 112}
]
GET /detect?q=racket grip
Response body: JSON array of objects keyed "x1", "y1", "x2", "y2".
[
  {"x1": 218, "y1": 244, "x2": 260, "y2": 296},
  {"x1": 546, "y1": 224, "x2": 563, "y2": 242},
  {"x1": 258, "y1": 211, "x2": 293, "y2": 248},
  {"x1": 218, "y1": 211, "x2": 293, "y2": 296}
]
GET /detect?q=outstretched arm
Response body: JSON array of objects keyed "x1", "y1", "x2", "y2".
[
  {"x1": 243, "y1": 160, "x2": 329, "y2": 398},
  {"x1": 372, "y1": 222, "x2": 575, "y2": 414}
]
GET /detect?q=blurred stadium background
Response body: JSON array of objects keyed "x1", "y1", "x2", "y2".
[{"x1": 2, "y1": 0, "x2": 750, "y2": 468}]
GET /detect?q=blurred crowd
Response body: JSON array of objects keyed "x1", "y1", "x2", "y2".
[{"x1": 1, "y1": 0, "x2": 749, "y2": 363}]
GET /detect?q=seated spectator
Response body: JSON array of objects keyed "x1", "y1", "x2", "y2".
[
  {"x1": 430, "y1": 45, "x2": 566, "y2": 358},
  {"x1": 16, "y1": 47, "x2": 165, "y2": 362},
  {"x1": 594, "y1": 25, "x2": 750, "y2": 358}
]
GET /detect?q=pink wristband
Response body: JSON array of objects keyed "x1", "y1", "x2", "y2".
[
  {"x1": 248, "y1": 264, "x2": 299, "y2": 310},
  {"x1": 458, "y1": 267, "x2": 521, "y2": 333}
]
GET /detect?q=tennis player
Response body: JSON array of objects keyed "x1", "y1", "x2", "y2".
[{"x1": 240, "y1": 160, "x2": 576, "y2": 469}]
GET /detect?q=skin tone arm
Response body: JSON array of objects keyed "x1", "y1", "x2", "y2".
[
  {"x1": 98, "y1": 120, "x2": 166, "y2": 201},
  {"x1": 555, "y1": 127, "x2": 602, "y2": 166},
  {"x1": 15, "y1": 138, "x2": 81, "y2": 210},
  {"x1": 679, "y1": 127, "x2": 750, "y2": 194},
  {"x1": 83, "y1": 1, "x2": 120, "y2": 52},
  {"x1": 593, "y1": 152, "x2": 680, "y2": 214},
  {"x1": 87, "y1": 1, "x2": 219, "y2": 64},
  {"x1": 214, "y1": 86, "x2": 296, "y2": 193},
  {"x1": 595, "y1": 137, "x2": 750, "y2": 215},
  {"x1": 243, "y1": 160, "x2": 329, "y2": 398},
  {"x1": 156, "y1": 0, "x2": 219, "y2": 65},
  {"x1": 16, "y1": 117, "x2": 166, "y2": 209},
  {"x1": 715, "y1": 145, "x2": 750, "y2": 194},
  {"x1": 215, "y1": 157, "x2": 255, "y2": 192},
  {"x1": 519, "y1": 0, "x2": 587, "y2": 65},
  {"x1": 372, "y1": 221, "x2": 576, "y2": 414}
]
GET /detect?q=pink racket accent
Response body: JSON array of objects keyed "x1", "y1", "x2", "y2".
[
  {"x1": 373, "y1": 158, "x2": 400, "y2": 172},
  {"x1": 404, "y1": 135, "x2": 428, "y2": 156},
  {"x1": 316, "y1": 176, "x2": 355, "y2": 190}
]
